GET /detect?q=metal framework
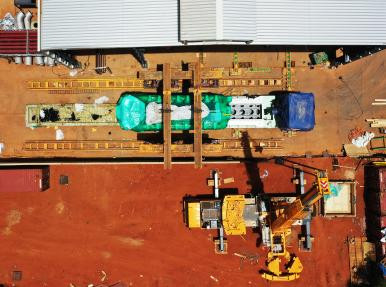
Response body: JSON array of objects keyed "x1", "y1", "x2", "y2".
[
  {"x1": 285, "y1": 52, "x2": 292, "y2": 91},
  {"x1": 163, "y1": 63, "x2": 172, "y2": 169},
  {"x1": 23, "y1": 139, "x2": 283, "y2": 154},
  {"x1": 23, "y1": 139, "x2": 282, "y2": 157},
  {"x1": 27, "y1": 78, "x2": 144, "y2": 90},
  {"x1": 194, "y1": 63, "x2": 203, "y2": 168}
]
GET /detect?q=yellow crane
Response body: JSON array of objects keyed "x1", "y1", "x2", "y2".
[
  {"x1": 183, "y1": 163, "x2": 331, "y2": 282},
  {"x1": 261, "y1": 170, "x2": 330, "y2": 281}
]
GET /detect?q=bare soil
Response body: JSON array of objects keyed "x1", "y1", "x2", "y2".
[{"x1": 0, "y1": 158, "x2": 365, "y2": 286}]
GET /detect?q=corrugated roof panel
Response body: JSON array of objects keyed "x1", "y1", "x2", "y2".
[
  {"x1": 41, "y1": 0, "x2": 179, "y2": 50},
  {"x1": 40, "y1": 0, "x2": 386, "y2": 49},
  {"x1": 180, "y1": 0, "x2": 256, "y2": 42},
  {"x1": 255, "y1": 0, "x2": 386, "y2": 45},
  {"x1": 0, "y1": 168, "x2": 43, "y2": 192},
  {"x1": 180, "y1": 0, "x2": 217, "y2": 41},
  {"x1": 222, "y1": 0, "x2": 256, "y2": 41}
]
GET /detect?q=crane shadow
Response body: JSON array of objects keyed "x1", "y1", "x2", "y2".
[{"x1": 240, "y1": 131, "x2": 265, "y2": 195}]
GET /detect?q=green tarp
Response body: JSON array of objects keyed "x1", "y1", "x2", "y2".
[{"x1": 116, "y1": 93, "x2": 231, "y2": 132}]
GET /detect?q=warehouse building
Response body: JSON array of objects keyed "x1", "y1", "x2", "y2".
[{"x1": 39, "y1": 0, "x2": 386, "y2": 51}]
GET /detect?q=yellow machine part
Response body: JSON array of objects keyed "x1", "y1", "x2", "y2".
[
  {"x1": 287, "y1": 256, "x2": 303, "y2": 274},
  {"x1": 267, "y1": 257, "x2": 281, "y2": 276},
  {"x1": 222, "y1": 195, "x2": 246, "y2": 235},
  {"x1": 268, "y1": 231, "x2": 290, "y2": 258},
  {"x1": 271, "y1": 200, "x2": 305, "y2": 234},
  {"x1": 187, "y1": 202, "x2": 201, "y2": 228},
  {"x1": 262, "y1": 254, "x2": 303, "y2": 281},
  {"x1": 261, "y1": 273, "x2": 300, "y2": 282},
  {"x1": 317, "y1": 172, "x2": 331, "y2": 196}
]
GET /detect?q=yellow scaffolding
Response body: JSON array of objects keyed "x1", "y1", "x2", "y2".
[{"x1": 27, "y1": 78, "x2": 144, "y2": 90}]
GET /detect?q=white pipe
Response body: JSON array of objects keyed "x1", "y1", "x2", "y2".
[
  {"x1": 35, "y1": 56, "x2": 44, "y2": 65},
  {"x1": 24, "y1": 11, "x2": 32, "y2": 30},
  {"x1": 15, "y1": 12, "x2": 26, "y2": 64},
  {"x1": 16, "y1": 11, "x2": 32, "y2": 65},
  {"x1": 47, "y1": 57, "x2": 55, "y2": 66},
  {"x1": 16, "y1": 11, "x2": 25, "y2": 29},
  {"x1": 24, "y1": 56, "x2": 33, "y2": 65},
  {"x1": 14, "y1": 57, "x2": 22, "y2": 64},
  {"x1": 43, "y1": 56, "x2": 49, "y2": 65},
  {"x1": 214, "y1": 170, "x2": 219, "y2": 198},
  {"x1": 37, "y1": 0, "x2": 41, "y2": 51}
]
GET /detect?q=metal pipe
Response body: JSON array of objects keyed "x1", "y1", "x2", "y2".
[
  {"x1": 34, "y1": 56, "x2": 44, "y2": 65},
  {"x1": 24, "y1": 56, "x2": 32, "y2": 65},
  {"x1": 16, "y1": 11, "x2": 25, "y2": 29},
  {"x1": 47, "y1": 56, "x2": 55, "y2": 66},
  {"x1": 299, "y1": 170, "x2": 305, "y2": 194},
  {"x1": 14, "y1": 12, "x2": 25, "y2": 64},
  {"x1": 24, "y1": 11, "x2": 32, "y2": 30},
  {"x1": 14, "y1": 56, "x2": 22, "y2": 64},
  {"x1": 214, "y1": 170, "x2": 219, "y2": 198},
  {"x1": 219, "y1": 226, "x2": 225, "y2": 252},
  {"x1": 305, "y1": 217, "x2": 311, "y2": 250}
]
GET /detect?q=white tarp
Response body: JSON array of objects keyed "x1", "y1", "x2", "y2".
[{"x1": 145, "y1": 102, "x2": 209, "y2": 125}]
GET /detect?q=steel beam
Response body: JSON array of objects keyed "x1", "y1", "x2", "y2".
[
  {"x1": 193, "y1": 62, "x2": 202, "y2": 168},
  {"x1": 163, "y1": 63, "x2": 172, "y2": 169}
]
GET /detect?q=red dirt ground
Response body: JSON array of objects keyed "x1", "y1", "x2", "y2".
[{"x1": 0, "y1": 158, "x2": 365, "y2": 287}]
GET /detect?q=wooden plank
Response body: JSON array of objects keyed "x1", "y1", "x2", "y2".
[
  {"x1": 343, "y1": 144, "x2": 371, "y2": 157},
  {"x1": 366, "y1": 118, "x2": 386, "y2": 127},
  {"x1": 163, "y1": 63, "x2": 172, "y2": 169},
  {"x1": 193, "y1": 62, "x2": 202, "y2": 168},
  {"x1": 223, "y1": 177, "x2": 235, "y2": 184}
]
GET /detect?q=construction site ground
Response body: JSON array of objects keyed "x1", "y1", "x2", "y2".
[
  {"x1": 0, "y1": 157, "x2": 366, "y2": 287},
  {"x1": 0, "y1": 10, "x2": 384, "y2": 160}
]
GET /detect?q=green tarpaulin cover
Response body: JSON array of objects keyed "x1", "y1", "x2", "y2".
[{"x1": 116, "y1": 93, "x2": 231, "y2": 132}]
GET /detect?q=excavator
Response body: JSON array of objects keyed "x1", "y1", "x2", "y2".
[{"x1": 183, "y1": 161, "x2": 331, "y2": 282}]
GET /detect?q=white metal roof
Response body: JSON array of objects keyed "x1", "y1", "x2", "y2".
[
  {"x1": 40, "y1": 0, "x2": 179, "y2": 50},
  {"x1": 180, "y1": 0, "x2": 256, "y2": 43},
  {"x1": 255, "y1": 0, "x2": 386, "y2": 46},
  {"x1": 40, "y1": 0, "x2": 386, "y2": 50}
]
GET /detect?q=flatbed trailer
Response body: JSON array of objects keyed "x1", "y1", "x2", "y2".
[
  {"x1": 26, "y1": 104, "x2": 118, "y2": 128},
  {"x1": 25, "y1": 92, "x2": 315, "y2": 132}
]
